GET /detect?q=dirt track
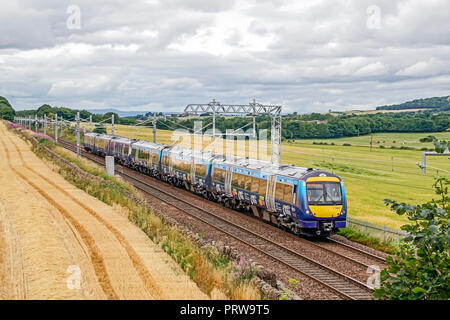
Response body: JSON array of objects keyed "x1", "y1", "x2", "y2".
[{"x1": 0, "y1": 122, "x2": 208, "y2": 300}]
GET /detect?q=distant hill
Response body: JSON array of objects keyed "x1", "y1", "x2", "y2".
[
  {"x1": 0, "y1": 96, "x2": 15, "y2": 121},
  {"x1": 376, "y1": 96, "x2": 450, "y2": 111}
]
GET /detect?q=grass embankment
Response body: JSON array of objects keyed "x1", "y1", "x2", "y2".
[
  {"x1": 28, "y1": 136, "x2": 262, "y2": 300},
  {"x1": 337, "y1": 228, "x2": 394, "y2": 254}
]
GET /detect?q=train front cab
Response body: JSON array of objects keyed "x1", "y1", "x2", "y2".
[{"x1": 296, "y1": 174, "x2": 347, "y2": 236}]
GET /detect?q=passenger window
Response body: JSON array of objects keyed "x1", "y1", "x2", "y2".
[
  {"x1": 214, "y1": 168, "x2": 224, "y2": 183},
  {"x1": 245, "y1": 176, "x2": 252, "y2": 191},
  {"x1": 284, "y1": 184, "x2": 292, "y2": 203},
  {"x1": 195, "y1": 164, "x2": 206, "y2": 177},
  {"x1": 251, "y1": 178, "x2": 259, "y2": 193},
  {"x1": 232, "y1": 173, "x2": 239, "y2": 187},
  {"x1": 259, "y1": 179, "x2": 267, "y2": 195},
  {"x1": 275, "y1": 182, "x2": 285, "y2": 201},
  {"x1": 238, "y1": 174, "x2": 245, "y2": 189}
]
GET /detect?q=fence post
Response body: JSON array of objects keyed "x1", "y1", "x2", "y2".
[
  {"x1": 365, "y1": 221, "x2": 368, "y2": 234},
  {"x1": 384, "y1": 225, "x2": 387, "y2": 242}
]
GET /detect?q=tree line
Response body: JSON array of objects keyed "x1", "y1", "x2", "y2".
[
  {"x1": 152, "y1": 111, "x2": 450, "y2": 140},
  {"x1": 376, "y1": 95, "x2": 450, "y2": 111},
  {"x1": 3, "y1": 98, "x2": 450, "y2": 140}
]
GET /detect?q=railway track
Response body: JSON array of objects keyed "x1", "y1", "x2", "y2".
[
  {"x1": 57, "y1": 139, "x2": 376, "y2": 300},
  {"x1": 324, "y1": 237, "x2": 387, "y2": 265}
]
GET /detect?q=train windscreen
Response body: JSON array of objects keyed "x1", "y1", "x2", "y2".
[{"x1": 306, "y1": 182, "x2": 342, "y2": 205}]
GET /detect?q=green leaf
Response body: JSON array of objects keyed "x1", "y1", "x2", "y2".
[{"x1": 412, "y1": 287, "x2": 427, "y2": 294}]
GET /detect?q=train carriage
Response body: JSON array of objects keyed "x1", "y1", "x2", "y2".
[
  {"x1": 91, "y1": 134, "x2": 114, "y2": 157},
  {"x1": 83, "y1": 132, "x2": 99, "y2": 152},
  {"x1": 164, "y1": 147, "x2": 192, "y2": 187},
  {"x1": 130, "y1": 141, "x2": 163, "y2": 175},
  {"x1": 108, "y1": 137, "x2": 135, "y2": 165},
  {"x1": 160, "y1": 147, "x2": 213, "y2": 194}
]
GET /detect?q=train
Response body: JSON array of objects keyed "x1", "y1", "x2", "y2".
[{"x1": 83, "y1": 132, "x2": 347, "y2": 237}]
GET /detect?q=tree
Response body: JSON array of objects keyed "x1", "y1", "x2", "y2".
[
  {"x1": 102, "y1": 112, "x2": 119, "y2": 124},
  {"x1": 36, "y1": 104, "x2": 53, "y2": 117},
  {"x1": 0, "y1": 96, "x2": 16, "y2": 121},
  {"x1": 374, "y1": 139, "x2": 450, "y2": 300}
]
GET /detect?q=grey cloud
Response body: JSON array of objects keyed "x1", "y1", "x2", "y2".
[{"x1": 0, "y1": 0, "x2": 449, "y2": 113}]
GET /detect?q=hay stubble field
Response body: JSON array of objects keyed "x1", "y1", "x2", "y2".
[{"x1": 0, "y1": 121, "x2": 208, "y2": 300}]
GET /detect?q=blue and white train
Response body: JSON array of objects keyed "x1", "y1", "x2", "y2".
[{"x1": 84, "y1": 132, "x2": 347, "y2": 236}]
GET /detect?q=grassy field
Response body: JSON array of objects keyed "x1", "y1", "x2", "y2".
[
  {"x1": 90, "y1": 124, "x2": 450, "y2": 230},
  {"x1": 291, "y1": 131, "x2": 450, "y2": 148}
]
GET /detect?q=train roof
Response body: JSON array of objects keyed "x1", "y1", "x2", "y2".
[
  {"x1": 95, "y1": 134, "x2": 115, "y2": 141},
  {"x1": 168, "y1": 146, "x2": 215, "y2": 162},
  {"x1": 213, "y1": 155, "x2": 313, "y2": 179},
  {"x1": 84, "y1": 132, "x2": 99, "y2": 137},
  {"x1": 132, "y1": 140, "x2": 166, "y2": 151},
  {"x1": 110, "y1": 136, "x2": 135, "y2": 144},
  {"x1": 88, "y1": 133, "x2": 314, "y2": 178}
]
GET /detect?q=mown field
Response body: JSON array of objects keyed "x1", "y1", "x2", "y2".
[{"x1": 95, "y1": 124, "x2": 450, "y2": 229}]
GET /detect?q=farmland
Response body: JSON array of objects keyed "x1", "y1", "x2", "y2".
[
  {"x1": 102, "y1": 124, "x2": 450, "y2": 229},
  {"x1": 0, "y1": 121, "x2": 208, "y2": 299}
]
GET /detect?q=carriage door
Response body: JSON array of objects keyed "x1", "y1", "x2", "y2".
[
  {"x1": 266, "y1": 175, "x2": 277, "y2": 212},
  {"x1": 225, "y1": 166, "x2": 232, "y2": 196},
  {"x1": 168, "y1": 154, "x2": 174, "y2": 174},
  {"x1": 190, "y1": 157, "x2": 196, "y2": 183}
]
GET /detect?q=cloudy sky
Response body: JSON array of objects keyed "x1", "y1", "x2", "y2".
[{"x1": 1, "y1": 0, "x2": 449, "y2": 113}]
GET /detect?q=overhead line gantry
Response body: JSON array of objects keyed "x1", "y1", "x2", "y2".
[{"x1": 183, "y1": 99, "x2": 282, "y2": 165}]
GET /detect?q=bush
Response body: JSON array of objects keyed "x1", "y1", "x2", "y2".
[
  {"x1": 343, "y1": 143, "x2": 351, "y2": 146},
  {"x1": 374, "y1": 140, "x2": 450, "y2": 300},
  {"x1": 420, "y1": 135, "x2": 435, "y2": 143}
]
